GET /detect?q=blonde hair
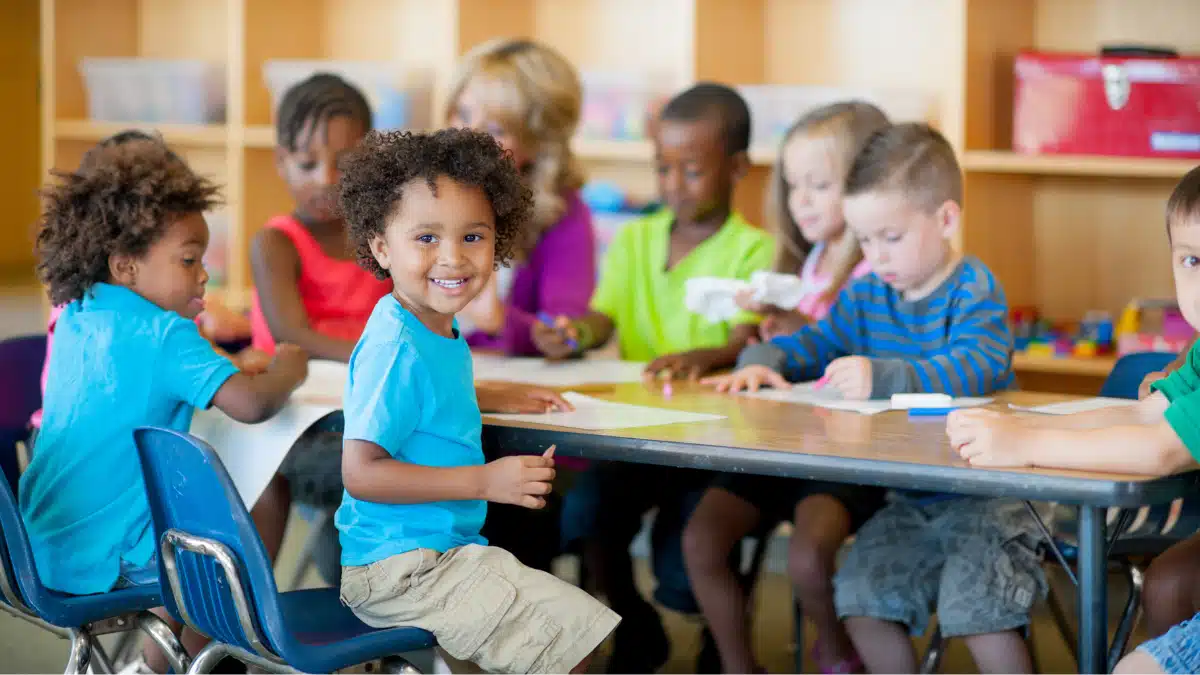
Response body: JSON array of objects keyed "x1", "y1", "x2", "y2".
[
  {"x1": 766, "y1": 101, "x2": 890, "y2": 300},
  {"x1": 446, "y1": 39, "x2": 584, "y2": 254}
]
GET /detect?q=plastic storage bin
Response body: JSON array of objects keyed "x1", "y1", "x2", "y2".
[
  {"x1": 80, "y1": 58, "x2": 225, "y2": 124},
  {"x1": 263, "y1": 60, "x2": 432, "y2": 131},
  {"x1": 737, "y1": 85, "x2": 933, "y2": 154},
  {"x1": 203, "y1": 209, "x2": 229, "y2": 290},
  {"x1": 578, "y1": 71, "x2": 675, "y2": 141}
]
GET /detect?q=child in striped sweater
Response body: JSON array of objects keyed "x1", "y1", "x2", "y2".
[{"x1": 705, "y1": 123, "x2": 1042, "y2": 674}]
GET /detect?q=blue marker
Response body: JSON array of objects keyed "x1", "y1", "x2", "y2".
[
  {"x1": 538, "y1": 312, "x2": 579, "y2": 351},
  {"x1": 907, "y1": 407, "x2": 957, "y2": 417}
]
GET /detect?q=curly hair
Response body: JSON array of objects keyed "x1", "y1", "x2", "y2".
[
  {"x1": 36, "y1": 140, "x2": 222, "y2": 305},
  {"x1": 339, "y1": 128, "x2": 535, "y2": 279}
]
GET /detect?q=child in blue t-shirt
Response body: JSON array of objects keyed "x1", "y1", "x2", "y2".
[
  {"x1": 333, "y1": 128, "x2": 618, "y2": 674},
  {"x1": 20, "y1": 137, "x2": 308, "y2": 668}
]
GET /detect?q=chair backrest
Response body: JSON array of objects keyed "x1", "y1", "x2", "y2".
[
  {"x1": 133, "y1": 427, "x2": 287, "y2": 657},
  {"x1": 1099, "y1": 351, "x2": 1178, "y2": 400},
  {"x1": 0, "y1": 473, "x2": 34, "y2": 614},
  {"x1": 0, "y1": 334, "x2": 47, "y2": 492}
]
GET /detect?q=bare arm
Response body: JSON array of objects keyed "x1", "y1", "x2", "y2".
[
  {"x1": 210, "y1": 344, "x2": 308, "y2": 424},
  {"x1": 1018, "y1": 393, "x2": 1168, "y2": 430},
  {"x1": 342, "y1": 439, "x2": 486, "y2": 503},
  {"x1": 1016, "y1": 422, "x2": 1197, "y2": 476},
  {"x1": 250, "y1": 229, "x2": 357, "y2": 362}
]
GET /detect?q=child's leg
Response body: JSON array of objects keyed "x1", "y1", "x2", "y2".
[
  {"x1": 681, "y1": 482, "x2": 765, "y2": 673},
  {"x1": 1144, "y1": 531, "x2": 1200, "y2": 636},
  {"x1": 1117, "y1": 611, "x2": 1200, "y2": 675},
  {"x1": 935, "y1": 499, "x2": 1045, "y2": 674},
  {"x1": 834, "y1": 501, "x2": 940, "y2": 673},
  {"x1": 788, "y1": 492, "x2": 858, "y2": 670}
]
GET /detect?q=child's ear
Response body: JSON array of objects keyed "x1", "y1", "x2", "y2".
[
  {"x1": 368, "y1": 233, "x2": 390, "y2": 271},
  {"x1": 729, "y1": 151, "x2": 750, "y2": 182},
  {"x1": 108, "y1": 253, "x2": 138, "y2": 287},
  {"x1": 936, "y1": 199, "x2": 962, "y2": 239}
]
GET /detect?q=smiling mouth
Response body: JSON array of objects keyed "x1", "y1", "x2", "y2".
[{"x1": 431, "y1": 278, "x2": 468, "y2": 289}]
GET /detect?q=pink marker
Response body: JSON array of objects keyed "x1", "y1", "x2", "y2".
[
  {"x1": 662, "y1": 380, "x2": 673, "y2": 398},
  {"x1": 814, "y1": 375, "x2": 830, "y2": 389}
]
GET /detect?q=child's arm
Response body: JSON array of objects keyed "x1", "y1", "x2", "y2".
[
  {"x1": 645, "y1": 323, "x2": 758, "y2": 380},
  {"x1": 1140, "y1": 334, "x2": 1198, "y2": 399},
  {"x1": 210, "y1": 344, "x2": 308, "y2": 423},
  {"x1": 531, "y1": 311, "x2": 615, "y2": 360},
  {"x1": 342, "y1": 440, "x2": 556, "y2": 509},
  {"x1": 251, "y1": 229, "x2": 358, "y2": 362}
]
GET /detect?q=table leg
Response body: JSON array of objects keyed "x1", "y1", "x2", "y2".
[{"x1": 1078, "y1": 505, "x2": 1108, "y2": 673}]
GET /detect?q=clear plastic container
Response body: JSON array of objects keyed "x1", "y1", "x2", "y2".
[
  {"x1": 578, "y1": 71, "x2": 675, "y2": 141},
  {"x1": 79, "y1": 58, "x2": 226, "y2": 124},
  {"x1": 203, "y1": 209, "x2": 229, "y2": 290},
  {"x1": 262, "y1": 60, "x2": 432, "y2": 131}
]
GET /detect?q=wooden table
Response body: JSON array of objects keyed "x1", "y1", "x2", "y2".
[{"x1": 483, "y1": 383, "x2": 1199, "y2": 674}]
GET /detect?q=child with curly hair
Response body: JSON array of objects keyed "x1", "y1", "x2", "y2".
[
  {"x1": 334, "y1": 127, "x2": 618, "y2": 674},
  {"x1": 19, "y1": 137, "x2": 308, "y2": 668}
]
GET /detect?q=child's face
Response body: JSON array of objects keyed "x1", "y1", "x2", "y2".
[
  {"x1": 116, "y1": 212, "x2": 211, "y2": 319},
  {"x1": 449, "y1": 78, "x2": 534, "y2": 170},
  {"x1": 655, "y1": 117, "x2": 739, "y2": 225},
  {"x1": 1170, "y1": 217, "x2": 1200, "y2": 331},
  {"x1": 782, "y1": 134, "x2": 846, "y2": 244},
  {"x1": 844, "y1": 189, "x2": 957, "y2": 295},
  {"x1": 276, "y1": 115, "x2": 367, "y2": 224},
  {"x1": 369, "y1": 175, "x2": 496, "y2": 331}
]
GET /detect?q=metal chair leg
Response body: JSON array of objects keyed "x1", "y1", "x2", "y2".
[
  {"x1": 87, "y1": 636, "x2": 116, "y2": 674},
  {"x1": 187, "y1": 642, "x2": 231, "y2": 674},
  {"x1": 64, "y1": 628, "x2": 92, "y2": 675},
  {"x1": 1108, "y1": 563, "x2": 1145, "y2": 672},
  {"x1": 1045, "y1": 579, "x2": 1079, "y2": 664},
  {"x1": 380, "y1": 655, "x2": 423, "y2": 674},
  {"x1": 919, "y1": 624, "x2": 945, "y2": 674},
  {"x1": 137, "y1": 610, "x2": 191, "y2": 674},
  {"x1": 792, "y1": 597, "x2": 805, "y2": 674},
  {"x1": 287, "y1": 508, "x2": 331, "y2": 590}
]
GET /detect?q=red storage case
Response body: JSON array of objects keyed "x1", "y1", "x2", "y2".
[{"x1": 1013, "y1": 49, "x2": 1200, "y2": 158}]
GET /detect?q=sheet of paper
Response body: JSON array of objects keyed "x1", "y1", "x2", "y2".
[
  {"x1": 741, "y1": 383, "x2": 991, "y2": 415},
  {"x1": 486, "y1": 392, "x2": 726, "y2": 430},
  {"x1": 472, "y1": 355, "x2": 647, "y2": 387},
  {"x1": 1009, "y1": 397, "x2": 1134, "y2": 415}
]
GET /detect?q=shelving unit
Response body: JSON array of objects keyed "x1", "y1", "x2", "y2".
[{"x1": 40, "y1": 0, "x2": 1200, "y2": 391}]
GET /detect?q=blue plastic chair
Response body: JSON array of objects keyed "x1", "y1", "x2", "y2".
[
  {"x1": 0, "y1": 334, "x2": 47, "y2": 492},
  {"x1": 1099, "y1": 351, "x2": 1177, "y2": 399},
  {"x1": 133, "y1": 426, "x2": 435, "y2": 673},
  {"x1": 0, "y1": 465, "x2": 187, "y2": 673}
]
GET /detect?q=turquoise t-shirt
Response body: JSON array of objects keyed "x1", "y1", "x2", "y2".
[
  {"x1": 335, "y1": 295, "x2": 487, "y2": 566},
  {"x1": 19, "y1": 283, "x2": 238, "y2": 594},
  {"x1": 1152, "y1": 340, "x2": 1200, "y2": 459}
]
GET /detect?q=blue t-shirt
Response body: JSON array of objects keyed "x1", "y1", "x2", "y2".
[
  {"x1": 335, "y1": 295, "x2": 487, "y2": 566},
  {"x1": 19, "y1": 283, "x2": 238, "y2": 594}
]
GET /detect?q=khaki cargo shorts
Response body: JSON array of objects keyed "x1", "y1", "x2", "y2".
[{"x1": 340, "y1": 544, "x2": 620, "y2": 673}]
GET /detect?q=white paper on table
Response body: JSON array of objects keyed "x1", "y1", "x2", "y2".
[
  {"x1": 1008, "y1": 397, "x2": 1135, "y2": 415},
  {"x1": 472, "y1": 355, "x2": 646, "y2": 387},
  {"x1": 486, "y1": 392, "x2": 726, "y2": 430},
  {"x1": 293, "y1": 359, "x2": 350, "y2": 405},
  {"x1": 741, "y1": 383, "x2": 991, "y2": 415}
]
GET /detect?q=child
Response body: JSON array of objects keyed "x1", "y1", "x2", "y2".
[
  {"x1": 534, "y1": 83, "x2": 774, "y2": 672},
  {"x1": 735, "y1": 102, "x2": 884, "y2": 340},
  {"x1": 447, "y1": 38, "x2": 596, "y2": 356},
  {"x1": 249, "y1": 74, "x2": 572, "y2": 584},
  {"x1": 333, "y1": 127, "x2": 619, "y2": 674},
  {"x1": 19, "y1": 138, "x2": 307, "y2": 667},
  {"x1": 947, "y1": 164, "x2": 1200, "y2": 675},
  {"x1": 705, "y1": 123, "x2": 1041, "y2": 674},
  {"x1": 683, "y1": 101, "x2": 889, "y2": 674}
]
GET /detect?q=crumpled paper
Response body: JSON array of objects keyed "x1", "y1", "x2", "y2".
[{"x1": 684, "y1": 271, "x2": 809, "y2": 322}]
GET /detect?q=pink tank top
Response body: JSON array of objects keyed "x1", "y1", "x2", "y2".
[
  {"x1": 249, "y1": 215, "x2": 393, "y2": 354},
  {"x1": 793, "y1": 242, "x2": 871, "y2": 319}
]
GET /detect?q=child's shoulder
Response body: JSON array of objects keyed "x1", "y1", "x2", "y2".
[{"x1": 948, "y1": 256, "x2": 1004, "y2": 301}]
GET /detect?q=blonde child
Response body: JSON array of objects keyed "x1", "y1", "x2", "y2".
[
  {"x1": 706, "y1": 124, "x2": 1040, "y2": 674},
  {"x1": 683, "y1": 101, "x2": 890, "y2": 674},
  {"x1": 334, "y1": 127, "x2": 619, "y2": 674},
  {"x1": 948, "y1": 165, "x2": 1200, "y2": 675}
]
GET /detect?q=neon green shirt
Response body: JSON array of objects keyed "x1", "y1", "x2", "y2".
[
  {"x1": 590, "y1": 208, "x2": 774, "y2": 362},
  {"x1": 1152, "y1": 341, "x2": 1200, "y2": 459}
]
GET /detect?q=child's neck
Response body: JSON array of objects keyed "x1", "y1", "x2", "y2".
[
  {"x1": 903, "y1": 248, "x2": 962, "y2": 301},
  {"x1": 673, "y1": 203, "x2": 730, "y2": 237},
  {"x1": 393, "y1": 291, "x2": 457, "y2": 339}
]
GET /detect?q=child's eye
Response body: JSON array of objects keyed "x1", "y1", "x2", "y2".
[
  {"x1": 685, "y1": 169, "x2": 703, "y2": 180},
  {"x1": 885, "y1": 233, "x2": 903, "y2": 243},
  {"x1": 812, "y1": 181, "x2": 831, "y2": 190},
  {"x1": 464, "y1": 234, "x2": 484, "y2": 243},
  {"x1": 298, "y1": 161, "x2": 318, "y2": 172},
  {"x1": 182, "y1": 258, "x2": 197, "y2": 266},
  {"x1": 1182, "y1": 255, "x2": 1199, "y2": 268},
  {"x1": 417, "y1": 234, "x2": 436, "y2": 244}
]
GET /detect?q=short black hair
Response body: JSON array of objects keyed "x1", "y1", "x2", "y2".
[
  {"x1": 339, "y1": 128, "x2": 534, "y2": 279},
  {"x1": 659, "y1": 82, "x2": 752, "y2": 154},
  {"x1": 845, "y1": 123, "x2": 963, "y2": 211},
  {"x1": 37, "y1": 140, "x2": 221, "y2": 305},
  {"x1": 276, "y1": 73, "x2": 373, "y2": 152},
  {"x1": 1168, "y1": 165, "x2": 1200, "y2": 232}
]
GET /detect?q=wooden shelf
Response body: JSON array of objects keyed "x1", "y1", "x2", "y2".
[
  {"x1": 54, "y1": 120, "x2": 227, "y2": 146},
  {"x1": 242, "y1": 125, "x2": 275, "y2": 149},
  {"x1": 962, "y1": 150, "x2": 1197, "y2": 179},
  {"x1": 1012, "y1": 352, "x2": 1116, "y2": 377}
]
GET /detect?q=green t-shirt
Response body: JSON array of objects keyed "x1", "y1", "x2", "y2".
[
  {"x1": 590, "y1": 208, "x2": 775, "y2": 362},
  {"x1": 1151, "y1": 341, "x2": 1200, "y2": 459}
]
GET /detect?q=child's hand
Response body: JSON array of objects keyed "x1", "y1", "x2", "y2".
[
  {"x1": 272, "y1": 343, "x2": 309, "y2": 382},
  {"x1": 759, "y1": 311, "x2": 809, "y2": 341},
  {"x1": 482, "y1": 446, "x2": 556, "y2": 509},
  {"x1": 531, "y1": 315, "x2": 580, "y2": 361},
  {"x1": 1139, "y1": 370, "x2": 1167, "y2": 400},
  {"x1": 701, "y1": 365, "x2": 789, "y2": 393},
  {"x1": 477, "y1": 382, "x2": 574, "y2": 414},
  {"x1": 822, "y1": 356, "x2": 872, "y2": 400},
  {"x1": 947, "y1": 409, "x2": 1031, "y2": 468},
  {"x1": 734, "y1": 288, "x2": 772, "y2": 315},
  {"x1": 645, "y1": 348, "x2": 726, "y2": 382},
  {"x1": 197, "y1": 300, "x2": 251, "y2": 343},
  {"x1": 233, "y1": 347, "x2": 272, "y2": 375}
]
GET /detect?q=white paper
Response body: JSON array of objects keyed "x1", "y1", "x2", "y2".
[
  {"x1": 742, "y1": 382, "x2": 991, "y2": 415},
  {"x1": 472, "y1": 355, "x2": 647, "y2": 387},
  {"x1": 1008, "y1": 397, "x2": 1134, "y2": 416},
  {"x1": 486, "y1": 392, "x2": 726, "y2": 430}
]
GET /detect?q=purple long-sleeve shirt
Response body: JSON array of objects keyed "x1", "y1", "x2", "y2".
[{"x1": 467, "y1": 191, "x2": 596, "y2": 356}]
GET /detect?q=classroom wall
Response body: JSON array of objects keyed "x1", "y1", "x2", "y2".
[{"x1": 0, "y1": 0, "x2": 41, "y2": 283}]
